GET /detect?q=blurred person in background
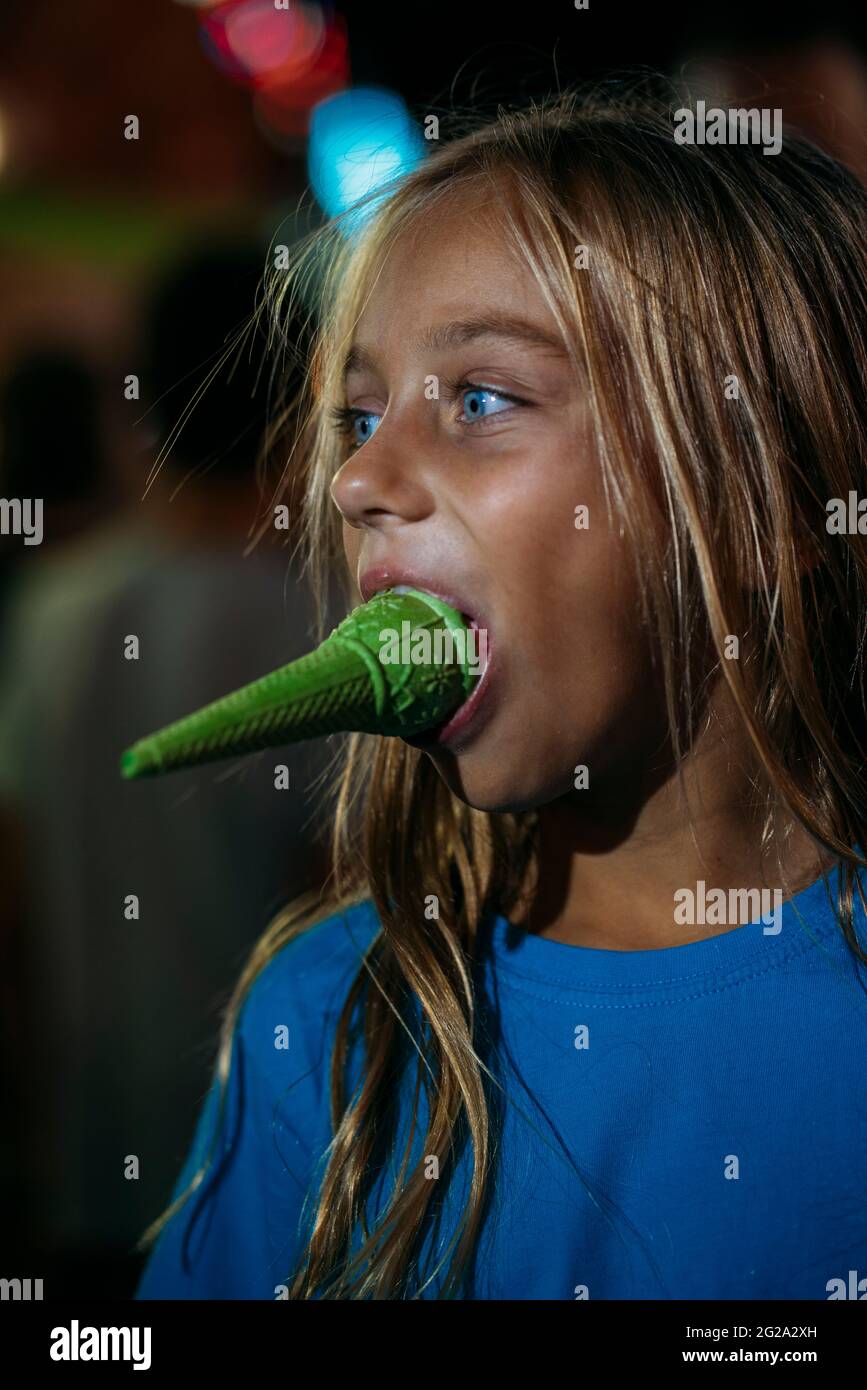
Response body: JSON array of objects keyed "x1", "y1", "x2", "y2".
[
  {"x1": 0, "y1": 235, "x2": 332, "y2": 1295},
  {"x1": 0, "y1": 345, "x2": 118, "y2": 1286},
  {"x1": 0, "y1": 349, "x2": 116, "y2": 641}
]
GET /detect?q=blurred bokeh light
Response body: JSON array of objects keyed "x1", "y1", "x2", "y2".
[{"x1": 307, "y1": 86, "x2": 425, "y2": 232}]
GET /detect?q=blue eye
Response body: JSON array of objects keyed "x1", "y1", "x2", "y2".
[
  {"x1": 460, "y1": 387, "x2": 513, "y2": 422},
  {"x1": 329, "y1": 379, "x2": 523, "y2": 453},
  {"x1": 351, "y1": 411, "x2": 381, "y2": 447}
]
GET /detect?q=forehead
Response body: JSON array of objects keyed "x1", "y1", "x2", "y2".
[{"x1": 351, "y1": 191, "x2": 550, "y2": 347}]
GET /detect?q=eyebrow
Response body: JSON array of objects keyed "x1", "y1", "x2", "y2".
[{"x1": 342, "y1": 313, "x2": 568, "y2": 380}]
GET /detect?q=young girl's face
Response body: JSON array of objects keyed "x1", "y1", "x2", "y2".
[{"x1": 331, "y1": 191, "x2": 669, "y2": 812}]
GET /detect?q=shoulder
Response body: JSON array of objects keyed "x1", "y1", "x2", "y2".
[
  {"x1": 236, "y1": 898, "x2": 381, "y2": 1076},
  {"x1": 241, "y1": 898, "x2": 381, "y2": 1017}
]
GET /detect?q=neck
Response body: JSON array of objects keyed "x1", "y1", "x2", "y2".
[{"x1": 511, "y1": 686, "x2": 829, "y2": 950}]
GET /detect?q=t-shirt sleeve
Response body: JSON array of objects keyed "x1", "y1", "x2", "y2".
[{"x1": 134, "y1": 962, "x2": 334, "y2": 1300}]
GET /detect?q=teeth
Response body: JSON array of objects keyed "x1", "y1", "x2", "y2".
[{"x1": 390, "y1": 585, "x2": 413, "y2": 594}]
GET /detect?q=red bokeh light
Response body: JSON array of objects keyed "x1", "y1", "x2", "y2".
[{"x1": 198, "y1": 1, "x2": 349, "y2": 139}]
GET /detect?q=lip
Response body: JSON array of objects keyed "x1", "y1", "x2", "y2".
[
  {"x1": 358, "y1": 562, "x2": 496, "y2": 749},
  {"x1": 359, "y1": 563, "x2": 480, "y2": 621},
  {"x1": 407, "y1": 649, "x2": 495, "y2": 748}
]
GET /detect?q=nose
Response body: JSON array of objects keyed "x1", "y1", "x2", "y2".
[{"x1": 330, "y1": 434, "x2": 432, "y2": 532}]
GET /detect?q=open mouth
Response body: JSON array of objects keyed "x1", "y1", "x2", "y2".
[
  {"x1": 408, "y1": 611, "x2": 494, "y2": 747},
  {"x1": 389, "y1": 584, "x2": 488, "y2": 676},
  {"x1": 413, "y1": 650, "x2": 494, "y2": 745},
  {"x1": 370, "y1": 580, "x2": 495, "y2": 748}
]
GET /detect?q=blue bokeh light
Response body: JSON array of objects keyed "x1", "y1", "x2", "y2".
[{"x1": 307, "y1": 87, "x2": 426, "y2": 236}]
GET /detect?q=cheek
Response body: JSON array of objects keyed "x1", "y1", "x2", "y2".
[
  {"x1": 470, "y1": 420, "x2": 607, "y2": 576},
  {"x1": 342, "y1": 520, "x2": 360, "y2": 577},
  {"x1": 501, "y1": 488, "x2": 635, "y2": 625},
  {"x1": 509, "y1": 503, "x2": 651, "y2": 700}
]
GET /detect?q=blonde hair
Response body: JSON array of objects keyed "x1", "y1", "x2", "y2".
[{"x1": 139, "y1": 78, "x2": 867, "y2": 1298}]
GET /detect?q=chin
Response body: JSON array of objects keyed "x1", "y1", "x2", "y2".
[{"x1": 425, "y1": 753, "x2": 565, "y2": 815}]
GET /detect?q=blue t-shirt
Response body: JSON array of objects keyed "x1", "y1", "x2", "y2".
[{"x1": 136, "y1": 863, "x2": 867, "y2": 1299}]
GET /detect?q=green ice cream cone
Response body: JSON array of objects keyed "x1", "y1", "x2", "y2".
[{"x1": 119, "y1": 587, "x2": 477, "y2": 779}]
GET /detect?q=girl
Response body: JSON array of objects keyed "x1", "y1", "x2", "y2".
[{"x1": 135, "y1": 81, "x2": 867, "y2": 1300}]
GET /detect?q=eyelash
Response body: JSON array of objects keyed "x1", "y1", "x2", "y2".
[{"x1": 328, "y1": 377, "x2": 526, "y2": 448}]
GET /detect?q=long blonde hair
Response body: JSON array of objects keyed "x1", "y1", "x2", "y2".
[{"x1": 139, "y1": 78, "x2": 867, "y2": 1297}]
